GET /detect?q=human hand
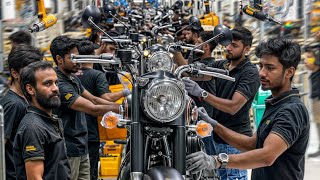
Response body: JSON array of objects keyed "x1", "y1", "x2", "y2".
[
  {"x1": 182, "y1": 78, "x2": 204, "y2": 97},
  {"x1": 198, "y1": 107, "x2": 217, "y2": 128},
  {"x1": 186, "y1": 151, "x2": 218, "y2": 174}
]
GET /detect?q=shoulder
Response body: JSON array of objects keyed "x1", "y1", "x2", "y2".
[
  {"x1": 18, "y1": 114, "x2": 43, "y2": 132},
  {"x1": 275, "y1": 101, "x2": 309, "y2": 122},
  {"x1": 0, "y1": 94, "x2": 27, "y2": 109}
]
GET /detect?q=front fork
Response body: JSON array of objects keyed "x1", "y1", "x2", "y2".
[{"x1": 130, "y1": 83, "x2": 144, "y2": 180}]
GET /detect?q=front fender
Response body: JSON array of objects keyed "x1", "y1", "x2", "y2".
[{"x1": 145, "y1": 166, "x2": 184, "y2": 180}]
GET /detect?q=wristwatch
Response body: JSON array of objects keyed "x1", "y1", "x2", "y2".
[
  {"x1": 201, "y1": 90, "x2": 209, "y2": 99},
  {"x1": 217, "y1": 153, "x2": 229, "y2": 169}
]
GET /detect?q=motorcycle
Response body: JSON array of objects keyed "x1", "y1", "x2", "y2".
[{"x1": 77, "y1": 4, "x2": 233, "y2": 180}]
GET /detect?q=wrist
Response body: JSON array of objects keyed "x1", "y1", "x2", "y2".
[
  {"x1": 212, "y1": 155, "x2": 221, "y2": 169},
  {"x1": 201, "y1": 90, "x2": 208, "y2": 99}
]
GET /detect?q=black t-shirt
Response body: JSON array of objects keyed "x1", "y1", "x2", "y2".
[
  {"x1": 251, "y1": 89, "x2": 309, "y2": 180},
  {"x1": 190, "y1": 57, "x2": 216, "y2": 117},
  {"x1": 93, "y1": 63, "x2": 121, "y2": 85},
  {"x1": 76, "y1": 67, "x2": 110, "y2": 142},
  {"x1": 54, "y1": 68, "x2": 88, "y2": 157},
  {"x1": 0, "y1": 90, "x2": 28, "y2": 179},
  {"x1": 13, "y1": 106, "x2": 71, "y2": 180},
  {"x1": 211, "y1": 58, "x2": 260, "y2": 143},
  {"x1": 309, "y1": 70, "x2": 320, "y2": 99}
]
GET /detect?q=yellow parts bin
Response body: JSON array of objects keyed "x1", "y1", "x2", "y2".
[
  {"x1": 104, "y1": 141, "x2": 123, "y2": 154},
  {"x1": 100, "y1": 154, "x2": 121, "y2": 176},
  {"x1": 100, "y1": 141, "x2": 123, "y2": 176}
]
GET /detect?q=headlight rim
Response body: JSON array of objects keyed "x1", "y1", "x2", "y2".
[
  {"x1": 147, "y1": 51, "x2": 173, "y2": 72},
  {"x1": 142, "y1": 79, "x2": 186, "y2": 123}
]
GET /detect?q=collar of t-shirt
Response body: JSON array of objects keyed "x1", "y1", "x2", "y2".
[
  {"x1": 223, "y1": 57, "x2": 250, "y2": 72},
  {"x1": 265, "y1": 88, "x2": 300, "y2": 106},
  {"x1": 27, "y1": 106, "x2": 60, "y2": 122}
]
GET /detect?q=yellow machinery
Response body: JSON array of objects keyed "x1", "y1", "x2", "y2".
[{"x1": 199, "y1": 1, "x2": 219, "y2": 26}]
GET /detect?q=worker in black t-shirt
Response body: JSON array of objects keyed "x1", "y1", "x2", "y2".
[
  {"x1": 174, "y1": 31, "x2": 218, "y2": 156},
  {"x1": 76, "y1": 40, "x2": 130, "y2": 180},
  {"x1": 50, "y1": 36, "x2": 120, "y2": 180},
  {"x1": 14, "y1": 61, "x2": 70, "y2": 179},
  {"x1": 0, "y1": 45, "x2": 42, "y2": 179},
  {"x1": 186, "y1": 39, "x2": 310, "y2": 180},
  {"x1": 91, "y1": 30, "x2": 121, "y2": 85},
  {"x1": 304, "y1": 47, "x2": 320, "y2": 158},
  {"x1": 183, "y1": 26, "x2": 260, "y2": 180}
]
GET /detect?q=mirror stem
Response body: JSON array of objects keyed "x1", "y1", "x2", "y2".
[{"x1": 88, "y1": 17, "x2": 119, "y2": 47}]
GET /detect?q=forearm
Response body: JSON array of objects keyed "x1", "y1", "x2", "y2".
[
  {"x1": 227, "y1": 148, "x2": 274, "y2": 170},
  {"x1": 89, "y1": 104, "x2": 120, "y2": 116},
  {"x1": 174, "y1": 52, "x2": 188, "y2": 66},
  {"x1": 92, "y1": 96, "x2": 118, "y2": 105},
  {"x1": 214, "y1": 123, "x2": 256, "y2": 152},
  {"x1": 101, "y1": 91, "x2": 124, "y2": 102},
  {"x1": 204, "y1": 94, "x2": 238, "y2": 115}
]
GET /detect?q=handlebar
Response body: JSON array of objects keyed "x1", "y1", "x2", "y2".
[
  {"x1": 71, "y1": 54, "x2": 121, "y2": 64},
  {"x1": 174, "y1": 64, "x2": 235, "y2": 82}
]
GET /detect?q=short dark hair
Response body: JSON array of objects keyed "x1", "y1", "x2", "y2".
[
  {"x1": 20, "y1": 61, "x2": 53, "y2": 101},
  {"x1": 199, "y1": 31, "x2": 217, "y2": 52},
  {"x1": 255, "y1": 38, "x2": 301, "y2": 70},
  {"x1": 231, "y1": 26, "x2": 253, "y2": 46},
  {"x1": 185, "y1": 26, "x2": 204, "y2": 36},
  {"x1": 8, "y1": 45, "x2": 43, "y2": 83},
  {"x1": 8, "y1": 30, "x2": 32, "y2": 46},
  {"x1": 50, "y1": 36, "x2": 78, "y2": 65},
  {"x1": 77, "y1": 41, "x2": 95, "y2": 55}
]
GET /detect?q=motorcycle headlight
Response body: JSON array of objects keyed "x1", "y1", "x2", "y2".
[
  {"x1": 143, "y1": 79, "x2": 186, "y2": 123},
  {"x1": 147, "y1": 51, "x2": 173, "y2": 72}
]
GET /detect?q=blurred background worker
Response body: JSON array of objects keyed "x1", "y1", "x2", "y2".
[
  {"x1": 304, "y1": 46, "x2": 320, "y2": 158},
  {"x1": 8, "y1": 30, "x2": 32, "y2": 49},
  {"x1": 76, "y1": 40, "x2": 130, "y2": 180}
]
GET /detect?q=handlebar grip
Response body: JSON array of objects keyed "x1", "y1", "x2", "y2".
[{"x1": 202, "y1": 67, "x2": 229, "y2": 75}]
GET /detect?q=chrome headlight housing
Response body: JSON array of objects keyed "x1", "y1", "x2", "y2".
[
  {"x1": 147, "y1": 51, "x2": 173, "y2": 72},
  {"x1": 143, "y1": 79, "x2": 186, "y2": 123}
]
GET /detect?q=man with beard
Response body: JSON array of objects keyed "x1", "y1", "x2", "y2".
[
  {"x1": 174, "y1": 26, "x2": 204, "y2": 63},
  {"x1": 185, "y1": 38, "x2": 309, "y2": 180},
  {"x1": 13, "y1": 61, "x2": 70, "y2": 179},
  {"x1": 183, "y1": 26, "x2": 260, "y2": 180},
  {"x1": 50, "y1": 36, "x2": 119, "y2": 180},
  {"x1": 0, "y1": 45, "x2": 42, "y2": 179}
]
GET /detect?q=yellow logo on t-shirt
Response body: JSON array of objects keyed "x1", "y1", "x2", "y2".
[
  {"x1": 25, "y1": 145, "x2": 36, "y2": 151},
  {"x1": 65, "y1": 93, "x2": 73, "y2": 100},
  {"x1": 266, "y1": 120, "x2": 271, "y2": 125}
]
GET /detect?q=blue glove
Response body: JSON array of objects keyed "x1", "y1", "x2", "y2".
[
  {"x1": 186, "y1": 151, "x2": 218, "y2": 174},
  {"x1": 182, "y1": 78, "x2": 204, "y2": 97},
  {"x1": 198, "y1": 107, "x2": 218, "y2": 128}
]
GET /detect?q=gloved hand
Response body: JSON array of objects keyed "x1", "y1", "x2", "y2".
[
  {"x1": 122, "y1": 88, "x2": 131, "y2": 97},
  {"x1": 182, "y1": 78, "x2": 204, "y2": 97},
  {"x1": 186, "y1": 151, "x2": 218, "y2": 174},
  {"x1": 198, "y1": 107, "x2": 218, "y2": 128}
]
